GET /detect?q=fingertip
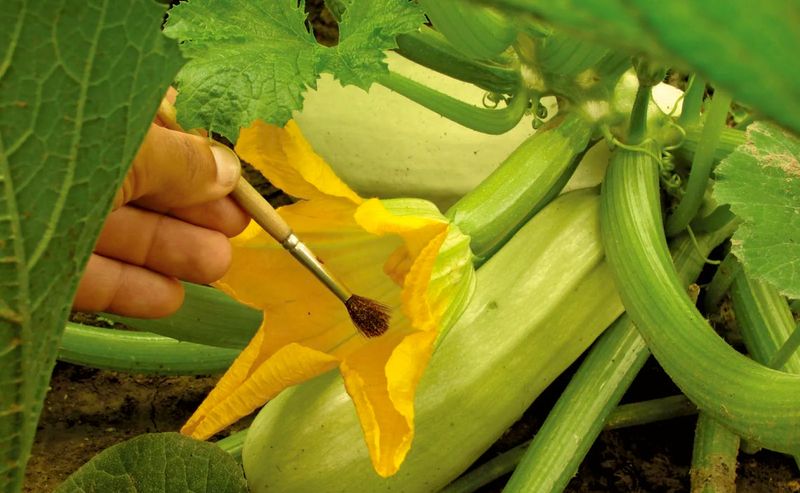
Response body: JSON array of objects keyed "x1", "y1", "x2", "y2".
[
  {"x1": 130, "y1": 127, "x2": 239, "y2": 210},
  {"x1": 111, "y1": 269, "x2": 185, "y2": 319},
  {"x1": 210, "y1": 142, "x2": 242, "y2": 191},
  {"x1": 73, "y1": 255, "x2": 186, "y2": 319},
  {"x1": 227, "y1": 201, "x2": 250, "y2": 237},
  {"x1": 170, "y1": 197, "x2": 249, "y2": 238},
  {"x1": 187, "y1": 230, "x2": 233, "y2": 285}
]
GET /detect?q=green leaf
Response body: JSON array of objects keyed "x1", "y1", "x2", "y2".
[
  {"x1": 55, "y1": 433, "x2": 247, "y2": 493},
  {"x1": 485, "y1": 0, "x2": 664, "y2": 56},
  {"x1": 0, "y1": 1, "x2": 182, "y2": 491},
  {"x1": 715, "y1": 122, "x2": 800, "y2": 298},
  {"x1": 164, "y1": 0, "x2": 424, "y2": 140},
  {"x1": 489, "y1": 0, "x2": 800, "y2": 135},
  {"x1": 322, "y1": 0, "x2": 423, "y2": 89},
  {"x1": 164, "y1": 1, "x2": 320, "y2": 140},
  {"x1": 627, "y1": 0, "x2": 800, "y2": 137}
]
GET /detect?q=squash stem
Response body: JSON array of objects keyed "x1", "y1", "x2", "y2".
[
  {"x1": 216, "y1": 429, "x2": 247, "y2": 463},
  {"x1": 731, "y1": 272, "x2": 799, "y2": 372},
  {"x1": 375, "y1": 70, "x2": 529, "y2": 135},
  {"x1": 105, "y1": 282, "x2": 261, "y2": 349},
  {"x1": 600, "y1": 140, "x2": 800, "y2": 452},
  {"x1": 690, "y1": 204, "x2": 736, "y2": 235},
  {"x1": 445, "y1": 113, "x2": 593, "y2": 260},
  {"x1": 502, "y1": 219, "x2": 734, "y2": 493},
  {"x1": 730, "y1": 271, "x2": 800, "y2": 464},
  {"x1": 702, "y1": 252, "x2": 742, "y2": 313},
  {"x1": 665, "y1": 90, "x2": 732, "y2": 236},
  {"x1": 395, "y1": 27, "x2": 520, "y2": 94},
  {"x1": 770, "y1": 322, "x2": 800, "y2": 370},
  {"x1": 678, "y1": 74, "x2": 707, "y2": 128},
  {"x1": 446, "y1": 391, "x2": 702, "y2": 493},
  {"x1": 627, "y1": 83, "x2": 652, "y2": 144},
  {"x1": 690, "y1": 414, "x2": 740, "y2": 493},
  {"x1": 59, "y1": 323, "x2": 240, "y2": 375},
  {"x1": 676, "y1": 125, "x2": 745, "y2": 168},
  {"x1": 606, "y1": 395, "x2": 696, "y2": 429}
]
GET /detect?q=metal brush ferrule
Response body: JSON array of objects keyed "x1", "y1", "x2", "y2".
[{"x1": 281, "y1": 234, "x2": 352, "y2": 302}]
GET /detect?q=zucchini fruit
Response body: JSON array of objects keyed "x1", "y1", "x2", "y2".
[
  {"x1": 292, "y1": 52, "x2": 540, "y2": 210},
  {"x1": 242, "y1": 188, "x2": 624, "y2": 492},
  {"x1": 600, "y1": 144, "x2": 800, "y2": 454},
  {"x1": 447, "y1": 112, "x2": 594, "y2": 259}
]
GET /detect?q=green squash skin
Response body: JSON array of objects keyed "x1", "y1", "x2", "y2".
[
  {"x1": 242, "y1": 189, "x2": 624, "y2": 492},
  {"x1": 293, "y1": 52, "x2": 540, "y2": 211}
]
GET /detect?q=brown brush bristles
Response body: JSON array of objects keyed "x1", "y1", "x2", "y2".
[{"x1": 345, "y1": 294, "x2": 391, "y2": 338}]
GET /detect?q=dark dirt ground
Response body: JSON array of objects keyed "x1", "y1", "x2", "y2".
[
  {"x1": 24, "y1": 355, "x2": 800, "y2": 492},
  {"x1": 22, "y1": 1, "x2": 800, "y2": 492},
  {"x1": 24, "y1": 299, "x2": 800, "y2": 491}
]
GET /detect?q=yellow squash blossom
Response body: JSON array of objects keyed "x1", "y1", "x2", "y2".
[{"x1": 181, "y1": 120, "x2": 475, "y2": 477}]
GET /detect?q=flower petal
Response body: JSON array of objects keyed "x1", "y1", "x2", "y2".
[
  {"x1": 355, "y1": 199, "x2": 448, "y2": 286},
  {"x1": 341, "y1": 330, "x2": 437, "y2": 477},
  {"x1": 215, "y1": 197, "x2": 409, "y2": 357},
  {"x1": 181, "y1": 330, "x2": 339, "y2": 440},
  {"x1": 235, "y1": 120, "x2": 362, "y2": 203},
  {"x1": 401, "y1": 226, "x2": 450, "y2": 331}
]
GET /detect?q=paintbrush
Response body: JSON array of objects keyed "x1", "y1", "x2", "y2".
[
  {"x1": 154, "y1": 101, "x2": 389, "y2": 337},
  {"x1": 230, "y1": 174, "x2": 390, "y2": 338}
]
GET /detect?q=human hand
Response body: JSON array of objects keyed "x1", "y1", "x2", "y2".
[{"x1": 72, "y1": 96, "x2": 249, "y2": 318}]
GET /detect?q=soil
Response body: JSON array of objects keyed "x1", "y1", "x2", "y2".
[
  {"x1": 23, "y1": 364, "x2": 218, "y2": 492},
  {"x1": 24, "y1": 356, "x2": 800, "y2": 492}
]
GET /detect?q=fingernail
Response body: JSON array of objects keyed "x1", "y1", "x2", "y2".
[{"x1": 210, "y1": 143, "x2": 241, "y2": 188}]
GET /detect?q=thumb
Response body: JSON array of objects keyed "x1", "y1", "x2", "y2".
[{"x1": 115, "y1": 124, "x2": 241, "y2": 210}]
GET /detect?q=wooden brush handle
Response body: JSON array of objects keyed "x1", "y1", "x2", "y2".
[{"x1": 231, "y1": 176, "x2": 293, "y2": 242}]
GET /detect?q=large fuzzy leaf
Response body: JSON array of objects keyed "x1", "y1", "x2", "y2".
[
  {"x1": 715, "y1": 122, "x2": 800, "y2": 298},
  {"x1": 0, "y1": 1, "x2": 182, "y2": 490},
  {"x1": 163, "y1": 0, "x2": 424, "y2": 140},
  {"x1": 55, "y1": 433, "x2": 247, "y2": 493}
]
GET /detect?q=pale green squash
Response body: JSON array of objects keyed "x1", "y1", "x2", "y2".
[{"x1": 243, "y1": 188, "x2": 624, "y2": 492}]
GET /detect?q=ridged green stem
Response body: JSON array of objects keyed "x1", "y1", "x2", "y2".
[
  {"x1": 690, "y1": 205, "x2": 736, "y2": 235},
  {"x1": 731, "y1": 273, "x2": 800, "y2": 373},
  {"x1": 106, "y1": 282, "x2": 261, "y2": 349},
  {"x1": 446, "y1": 392, "x2": 700, "y2": 493},
  {"x1": 628, "y1": 83, "x2": 652, "y2": 144},
  {"x1": 375, "y1": 71, "x2": 529, "y2": 135},
  {"x1": 600, "y1": 142, "x2": 800, "y2": 454},
  {"x1": 216, "y1": 429, "x2": 247, "y2": 463},
  {"x1": 703, "y1": 252, "x2": 742, "y2": 313},
  {"x1": 677, "y1": 126, "x2": 745, "y2": 167},
  {"x1": 446, "y1": 113, "x2": 593, "y2": 260},
  {"x1": 503, "y1": 217, "x2": 733, "y2": 493},
  {"x1": 441, "y1": 444, "x2": 528, "y2": 493},
  {"x1": 690, "y1": 414, "x2": 740, "y2": 493},
  {"x1": 502, "y1": 315, "x2": 646, "y2": 493},
  {"x1": 678, "y1": 74, "x2": 706, "y2": 128},
  {"x1": 607, "y1": 395, "x2": 696, "y2": 430},
  {"x1": 770, "y1": 322, "x2": 800, "y2": 371},
  {"x1": 395, "y1": 27, "x2": 519, "y2": 94},
  {"x1": 418, "y1": 0, "x2": 517, "y2": 60},
  {"x1": 59, "y1": 323, "x2": 240, "y2": 375},
  {"x1": 730, "y1": 272, "x2": 800, "y2": 465},
  {"x1": 665, "y1": 91, "x2": 732, "y2": 236}
]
